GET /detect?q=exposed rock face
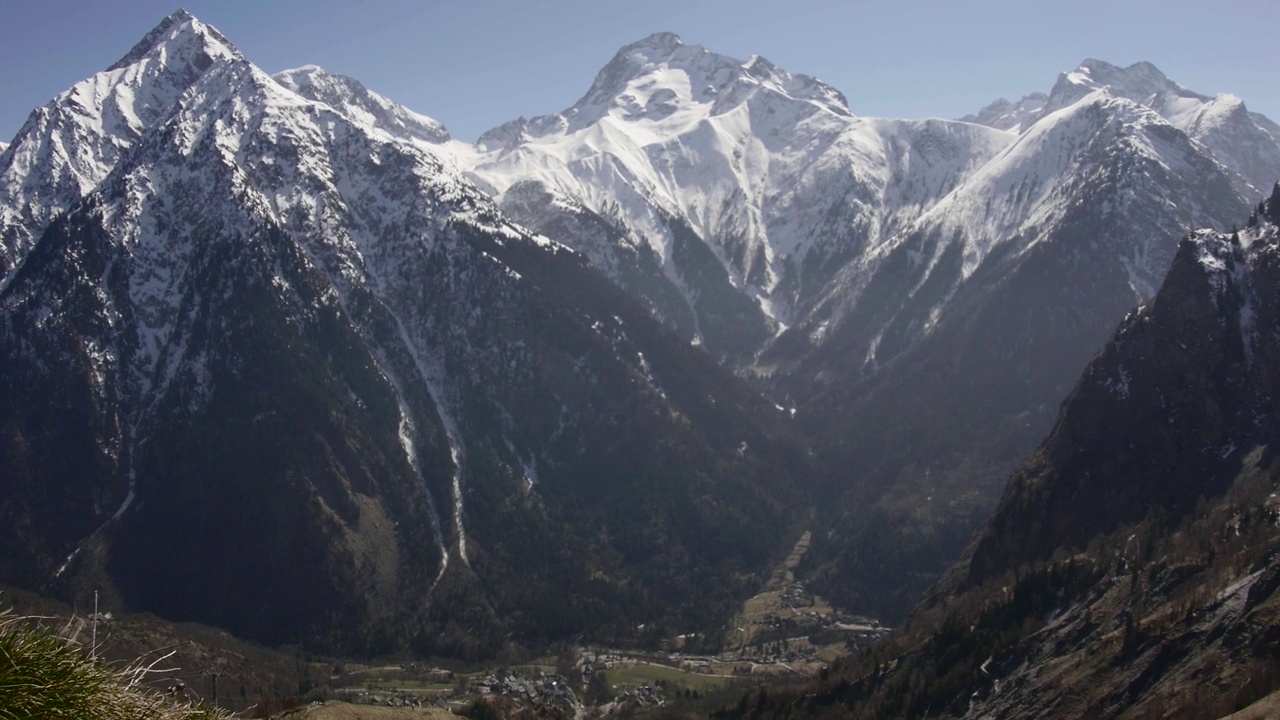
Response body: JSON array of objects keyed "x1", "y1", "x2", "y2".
[{"x1": 969, "y1": 188, "x2": 1280, "y2": 581}]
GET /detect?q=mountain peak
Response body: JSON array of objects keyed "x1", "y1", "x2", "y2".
[
  {"x1": 1044, "y1": 57, "x2": 1206, "y2": 119},
  {"x1": 0, "y1": 9, "x2": 249, "y2": 277},
  {"x1": 961, "y1": 92, "x2": 1048, "y2": 132},
  {"x1": 1066, "y1": 58, "x2": 1176, "y2": 93},
  {"x1": 108, "y1": 8, "x2": 241, "y2": 72},
  {"x1": 1035, "y1": 57, "x2": 1280, "y2": 194},
  {"x1": 559, "y1": 33, "x2": 849, "y2": 131},
  {"x1": 624, "y1": 31, "x2": 684, "y2": 56},
  {"x1": 1078, "y1": 57, "x2": 1159, "y2": 73}
]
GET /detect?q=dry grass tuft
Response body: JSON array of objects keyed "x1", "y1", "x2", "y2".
[{"x1": 0, "y1": 610, "x2": 235, "y2": 720}]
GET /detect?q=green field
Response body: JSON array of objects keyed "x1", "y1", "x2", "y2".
[
  {"x1": 362, "y1": 680, "x2": 455, "y2": 693},
  {"x1": 606, "y1": 662, "x2": 733, "y2": 693}
]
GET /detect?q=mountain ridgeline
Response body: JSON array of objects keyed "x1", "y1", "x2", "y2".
[{"x1": 2, "y1": 10, "x2": 1280, "y2": 669}]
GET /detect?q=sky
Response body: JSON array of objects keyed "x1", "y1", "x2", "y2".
[{"x1": 1, "y1": 0, "x2": 1276, "y2": 144}]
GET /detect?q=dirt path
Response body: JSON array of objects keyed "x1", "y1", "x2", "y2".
[
  {"x1": 725, "y1": 530, "x2": 814, "y2": 650},
  {"x1": 769, "y1": 530, "x2": 811, "y2": 589}
]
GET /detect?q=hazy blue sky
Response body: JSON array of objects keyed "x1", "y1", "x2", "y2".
[{"x1": 1, "y1": 0, "x2": 1276, "y2": 143}]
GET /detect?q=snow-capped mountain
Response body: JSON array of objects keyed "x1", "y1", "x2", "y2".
[
  {"x1": 780, "y1": 89, "x2": 1242, "y2": 367},
  {"x1": 799, "y1": 60, "x2": 1279, "y2": 383},
  {"x1": 789, "y1": 80, "x2": 1251, "y2": 624},
  {"x1": 466, "y1": 33, "x2": 1013, "y2": 359},
  {"x1": 791, "y1": 86, "x2": 1248, "y2": 375},
  {"x1": 467, "y1": 41, "x2": 1274, "y2": 392},
  {"x1": 0, "y1": 10, "x2": 241, "y2": 279},
  {"x1": 986, "y1": 59, "x2": 1280, "y2": 198},
  {"x1": 0, "y1": 12, "x2": 806, "y2": 655},
  {"x1": 799, "y1": 62, "x2": 1269, "y2": 396}
]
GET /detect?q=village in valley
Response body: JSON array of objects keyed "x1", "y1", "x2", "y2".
[{"x1": 316, "y1": 531, "x2": 888, "y2": 716}]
